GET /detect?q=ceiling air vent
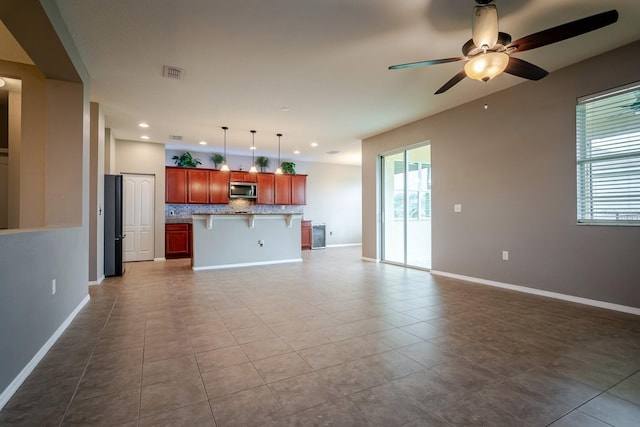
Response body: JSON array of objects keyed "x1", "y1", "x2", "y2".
[
  {"x1": 326, "y1": 150, "x2": 340, "y2": 155},
  {"x1": 163, "y1": 65, "x2": 183, "y2": 80},
  {"x1": 169, "y1": 135, "x2": 183, "y2": 141}
]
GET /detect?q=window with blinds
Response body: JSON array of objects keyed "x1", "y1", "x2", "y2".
[{"x1": 576, "y1": 83, "x2": 640, "y2": 225}]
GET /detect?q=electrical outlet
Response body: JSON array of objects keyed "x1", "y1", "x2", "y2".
[
  {"x1": 454, "y1": 204, "x2": 462, "y2": 213},
  {"x1": 259, "y1": 240, "x2": 264, "y2": 247},
  {"x1": 502, "y1": 251, "x2": 509, "y2": 261},
  {"x1": 169, "y1": 210, "x2": 175, "y2": 216},
  {"x1": 52, "y1": 279, "x2": 56, "y2": 295}
]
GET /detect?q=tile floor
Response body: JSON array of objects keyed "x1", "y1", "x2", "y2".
[{"x1": 1, "y1": 246, "x2": 640, "y2": 426}]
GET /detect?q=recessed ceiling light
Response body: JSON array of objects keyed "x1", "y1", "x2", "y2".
[
  {"x1": 250, "y1": 146, "x2": 257, "y2": 150},
  {"x1": 310, "y1": 142, "x2": 318, "y2": 147},
  {"x1": 141, "y1": 135, "x2": 150, "y2": 140},
  {"x1": 293, "y1": 150, "x2": 301, "y2": 154},
  {"x1": 138, "y1": 122, "x2": 149, "y2": 128},
  {"x1": 199, "y1": 141, "x2": 207, "y2": 145}
]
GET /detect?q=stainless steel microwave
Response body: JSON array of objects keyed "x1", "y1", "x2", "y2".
[{"x1": 229, "y1": 182, "x2": 257, "y2": 199}]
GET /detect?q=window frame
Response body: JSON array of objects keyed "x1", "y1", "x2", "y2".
[{"x1": 576, "y1": 82, "x2": 640, "y2": 226}]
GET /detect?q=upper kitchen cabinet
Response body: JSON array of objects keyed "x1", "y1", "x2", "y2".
[
  {"x1": 256, "y1": 173, "x2": 275, "y2": 205},
  {"x1": 291, "y1": 175, "x2": 307, "y2": 205},
  {"x1": 187, "y1": 169, "x2": 209, "y2": 204},
  {"x1": 166, "y1": 167, "x2": 188, "y2": 203},
  {"x1": 209, "y1": 170, "x2": 230, "y2": 204},
  {"x1": 230, "y1": 171, "x2": 257, "y2": 183}
]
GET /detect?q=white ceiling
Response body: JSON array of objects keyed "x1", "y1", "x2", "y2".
[{"x1": 51, "y1": 0, "x2": 640, "y2": 165}]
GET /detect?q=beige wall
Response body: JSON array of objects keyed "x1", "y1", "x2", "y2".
[
  {"x1": 362, "y1": 40, "x2": 640, "y2": 309},
  {"x1": 0, "y1": 0, "x2": 91, "y2": 403},
  {"x1": 89, "y1": 102, "x2": 105, "y2": 282},
  {"x1": 115, "y1": 139, "x2": 166, "y2": 258}
]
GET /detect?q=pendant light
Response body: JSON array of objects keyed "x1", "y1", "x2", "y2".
[
  {"x1": 274, "y1": 133, "x2": 283, "y2": 175},
  {"x1": 220, "y1": 126, "x2": 230, "y2": 172},
  {"x1": 249, "y1": 130, "x2": 258, "y2": 173}
]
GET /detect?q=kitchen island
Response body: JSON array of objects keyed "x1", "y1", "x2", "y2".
[{"x1": 191, "y1": 213, "x2": 303, "y2": 270}]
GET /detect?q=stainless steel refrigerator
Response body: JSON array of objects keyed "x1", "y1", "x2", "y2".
[{"x1": 104, "y1": 174, "x2": 124, "y2": 276}]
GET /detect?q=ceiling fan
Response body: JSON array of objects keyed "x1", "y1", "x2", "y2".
[{"x1": 389, "y1": 0, "x2": 619, "y2": 94}]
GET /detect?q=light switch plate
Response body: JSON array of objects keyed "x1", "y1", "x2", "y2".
[{"x1": 454, "y1": 204, "x2": 462, "y2": 213}]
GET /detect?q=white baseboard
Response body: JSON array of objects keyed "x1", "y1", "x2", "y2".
[
  {"x1": 430, "y1": 270, "x2": 640, "y2": 316},
  {"x1": 193, "y1": 258, "x2": 303, "y2": 271},
  {"x1": 0, "y1": 294, "x2": 91, "y2": 411},
  {"x1": 361, "y1": 257, "x2": 379, "y2": 263},
  {"x1": 153, "y1": 257, "x2": 166, "y2": 262},
  {"x1": 88, "y1": 275, "x2": 105, "y2": 286},
  {"x1": 327, "y1": 243, "x2": 362, "y2": 248}
]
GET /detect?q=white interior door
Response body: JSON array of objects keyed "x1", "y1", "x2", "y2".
[{"x1": 123, "y1": 174, "x2": 155, "y2": 262}]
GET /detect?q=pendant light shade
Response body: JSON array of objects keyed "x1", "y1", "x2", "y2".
[
  {"x1": 275, "y1": 133, "x2": 283, "y2": 175},
  {"x1": 220, "y1": 126, "x2": 230, "y2": 171},
  {"x1": 249, "y1": 130, "x2": 258, "y2": 173}
]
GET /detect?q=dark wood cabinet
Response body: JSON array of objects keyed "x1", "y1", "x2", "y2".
[
  {"x1": 274, "y1": 174, "x2": 291, "y2": 205},
  {"x1": 187, "y1": 169, "x2": 209, "y2": 204},
  {"x1": 165, "y1": 223, "x2": 191, "y2": 258},
  {"x1": 209, "y1": 170, "x2": 230, "y2": 204},
  {"x1": 256, "y1": 173, "x2": 275, "y2": 205},
  {"x1": 166, "y1": 167, "x2": 305, "y2": 206},
  {"x1": 291, "y1": 175, "x2": 307, "y2": 205},
  {"x1": 166, "y1": 167, "x2": 188, "y2": 203},
  {"x1": 301, "y1": 220, "x2": 312, "y2": 250}
]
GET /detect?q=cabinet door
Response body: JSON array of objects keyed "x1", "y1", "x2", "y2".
[
  {"x1": 166, "y1": 224, "x2": 190, "y2": 258},
  {"x1": 230, "y1": 171, "x2": 257, "y2": 182},
  {"x1": 274, "y1": 174, "x2": 292, "y2": 205},
  {"x1": 209, "y1": 170, "x2": 230, "y2": 204},
  {"x1": 166, "y1": 167, "x2": 187, "y2": 203},
  {"x1": 256, "y1": 173, "x2": 274, "y2": 205},
  {"x1": 291, "y1": 175, "x2": 307, "y2": 205},
  {"x1": 301, "y1": 220, "x2": 312, "y2": 250},
  {"x1": 187, "y1": 169, "x2": 209, "y2": 204}
]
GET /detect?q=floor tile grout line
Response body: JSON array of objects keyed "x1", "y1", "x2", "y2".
[
  {"x1": 544, "y1": 367, "x2": 640, "y2": 427},
  {"x1": 57, "y1": 296, "x2": 120, "y2": 427}
]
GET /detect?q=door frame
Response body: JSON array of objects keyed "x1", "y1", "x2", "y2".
[{"x1": 379, "y1": 142, "x2": 432, "y2": 271}]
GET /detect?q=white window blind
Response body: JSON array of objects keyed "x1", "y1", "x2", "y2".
[{"x1": 576, "y1": 83, "x2": 640, "y2": 225}]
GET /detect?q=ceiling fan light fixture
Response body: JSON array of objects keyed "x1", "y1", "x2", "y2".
[
  {"x1": 464, "y1": 52, "x2": 509, "y2": 82},
  {"x1": 472, "y1": 4, "x2": 499, "y2": 49}
]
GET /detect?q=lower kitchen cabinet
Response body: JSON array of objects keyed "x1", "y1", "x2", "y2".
[
  {"x1": 165, "y1": 223, "x2": 191, "y2": 259},
  {"x1": 301, "y1": 220, "x2": 312, "y2": 250}
]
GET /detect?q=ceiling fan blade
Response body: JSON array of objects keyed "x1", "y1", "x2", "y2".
[
  {"x1": 504, "y1": 57, "x2": 549, "y2": 81},
  {"x1": 507, "y1": 9, "x2": 618, "y2": 53},
  {"x1": 389, "y1": 57, "x2": 466, "y2": 70},
  {"x1": 435, "y1": 70, "x2": 467, "y2": 95}
]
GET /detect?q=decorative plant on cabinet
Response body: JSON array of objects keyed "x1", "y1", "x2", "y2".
[
  {"x1": 256, "y1": 156, "x2": 270, "y2": 172},
  {"x1": 211, "y1": 153, "x2": 225, "y2": 169},
  {"x1": 172, "y1": 152, "x2": 202, "y2": 168},
  {"x1": 280, "y1": 161, "x2": 296, "y2": 174}
]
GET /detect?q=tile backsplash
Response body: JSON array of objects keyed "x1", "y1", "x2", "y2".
[{"x1": 166, "y1": 200, "x2": 303, "y2": 218}]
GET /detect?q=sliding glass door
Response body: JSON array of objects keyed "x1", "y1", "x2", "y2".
[{"x1": 381, "y1": 145, "x2": 431, "y2": 269}]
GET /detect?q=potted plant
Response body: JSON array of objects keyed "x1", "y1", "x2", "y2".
[
  {"x1": 211, "y1": 153, "x2": 225, "y2": 169},
  {"x1": 256, "y1": 156, "x2": 270, "y2": 172},
  {"x1": 172, "y1": 152, "x2": 202, "y2": 167},
  {"x1": 280, "y1": 161, "x2": 296, "y2": 174}
]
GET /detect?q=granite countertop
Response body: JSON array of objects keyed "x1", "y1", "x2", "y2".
[{"x1": 166, "y1": 212, "x2": 303, "y2": 223}]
